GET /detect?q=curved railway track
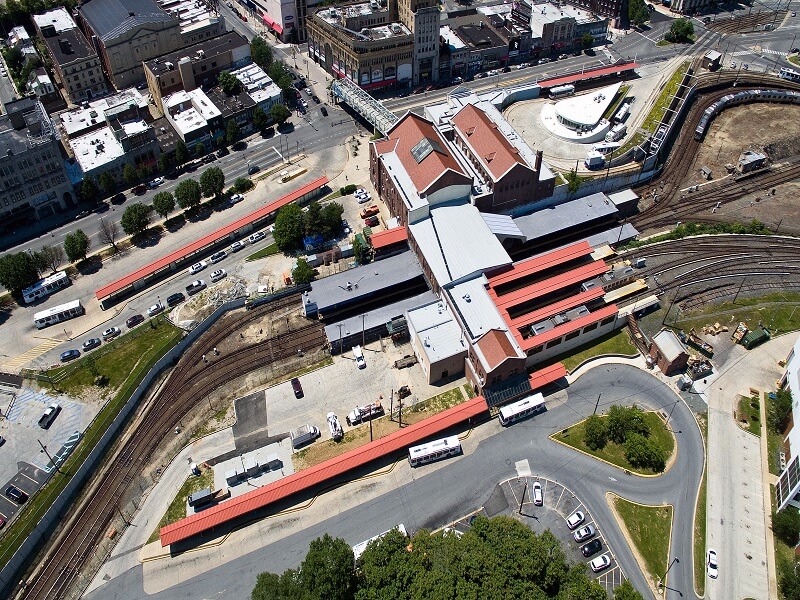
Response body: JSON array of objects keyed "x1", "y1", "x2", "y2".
[
  {"x1": 706, "y1": 10, "x2": 787, "y2": 35},
  {"x1": 19, "y1": 293, "x2": 325, "y2": 600}
]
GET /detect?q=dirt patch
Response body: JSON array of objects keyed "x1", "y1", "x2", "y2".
[{"x1": 684, "y1": 104, "x2": 800, "y2": 188}]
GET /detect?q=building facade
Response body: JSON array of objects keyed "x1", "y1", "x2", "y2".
[
  {"x1": 44, "y1": 30, "x2": 109, "y2": 105},
  {"x1": 398, "y1": 0, "x2": 441, "y2": 84},
  {"x1": 0, "y1": 99, "x2": 74, "y2": 224}
]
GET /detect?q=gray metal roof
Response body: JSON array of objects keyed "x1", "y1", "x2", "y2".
[
  {"x1": 480, "y1": 212, "x2": 525, "y2": 241},
  {"x1": 44, "y1": 29, "x2": 96, "y2": 65},
  {"x1": 653, "y1": 329, "x2": 687, "y2": 362},
  {"x1": 79, "y1": 0, "x2": 175, "y2": 42},
  {"x1": 405, "y1": 298, "x2": 468, "y2": 363},
  {"x1": 513, "y1": 193, "x2": 618, "y2": 241}
]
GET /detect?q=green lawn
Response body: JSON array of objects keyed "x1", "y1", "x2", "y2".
[
  {"x1": 245, "y1": 242, "x2": 279, "y2": 261},
  {"x1": 693, "y1": 413, "x2": 708, "y2": 596},
  {"x1": 613, "y1": 496, "x2": 673, "y2": 587},
  {"x1": 553, "y1": 411, "x2": 674, "y2": 475},
  {"x1": 0, "y1": 319, "x2": 184, "y2": 568},
  {"x1": 412, "y1": 386, "x2": 466, "y2": 413},
  {"x1": 789, "y1": 55, "x2": 800, "y2": 67},
  {"x1": 601, "y1": 84, "x2": 631, "y2": 120},
  {"x1": 148, "y1": 466, "x2": 215, "y2": 544},
  {"x1": 545, "y1": 329, "x2": 638, "y2": 373},
  {"x1": 737, "y1": 394, "x2": 761, "y2": 437}
]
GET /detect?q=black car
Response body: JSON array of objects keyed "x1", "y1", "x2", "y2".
[
  {"x1": 312, "y1": 94, "x2": 320, "y2": 104},
  {"x1": 202, "y1": 154, "x2": 216, "y2": 164},
  {"x1": 232, "y1": 141, "x2": 247, "y2": 151},
  {"x1": 167, "y1": 292, "x2": 186, "y2": 307},
  {"x1": 216, "y1": 147, "x2": 230, "y2": 158},
  {"x1": 60, "y1": 349, "x2": 81, "y2": 362},
  {"x1": 291, "y1": 377, "x2": 304, "y2": 398},
  {"x1": 320, "y1": 106, "x2": 328, "y2": 117},
  {"x1": 126, "y1": 314, "x2": 144, "y2": 328},
  {"x1": 82, "y1": 337, "x2": 101, "y2": 351},
  {"x1": 581, "y1": 539, "x2": 602, "y2": 558},
  {"x1": 5, "y1": 485, "x2": 28, "y2": 504}
]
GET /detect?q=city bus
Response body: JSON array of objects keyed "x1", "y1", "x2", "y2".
[
  {"x1": 33, "y1": 300, "x2": 84, "y2": 329},
  {"x1": 408, "y1": 436, "x2": 462, "y2": 467},
  {"x1": 550, "y1": 84, "x2": 575, "y2": 99},
  {"x1": 352, "y1": 524, "x2": 408, "y2": 561},
  {"x1": 22, "y1": 271, "x2": 70, "y2": 304},
  {"x1": 498, "y1": 392, "x2": 546, "y2": 427}
]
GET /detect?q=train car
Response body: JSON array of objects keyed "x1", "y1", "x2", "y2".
[
  {"x1": 694, "y1": 88, "x2": 800, "y2": 141},
  {"x1": 779, "y1": 67, "x2": 800, "y2": 83}
]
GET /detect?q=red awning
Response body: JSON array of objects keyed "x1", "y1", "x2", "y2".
[{"x1": 273, "y1": 22, "x2": 283, "y2": 34}]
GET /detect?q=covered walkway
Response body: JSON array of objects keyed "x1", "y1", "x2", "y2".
[
  {"x1": 537, "y1": 62, "x2": 639, "y2": 91},
  {"x1": 331, "y1": 77, "x2": 398, "y2": 135}
]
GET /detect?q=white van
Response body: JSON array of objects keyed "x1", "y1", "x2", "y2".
[{"x1": 353, "y1": 345, "x2": 366, "y2": 369}]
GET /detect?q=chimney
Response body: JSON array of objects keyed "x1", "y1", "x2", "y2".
[{"x1": 534, "y1": 149, "x2": 543, "y2": 172}]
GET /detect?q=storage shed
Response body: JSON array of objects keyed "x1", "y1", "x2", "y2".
[{"x1": 649, "y1": 329, "x2": 689, "y2": 376}]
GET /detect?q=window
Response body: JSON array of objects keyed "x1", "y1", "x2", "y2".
[
  {"x1": 546, "y1": 338, "x2": 562, "y2": 348},
  {"x1": 565, "y1": 330, "x2": 580, "y2": 341},
  {"x1": 600, "y1": 316, "x2": 615, "y2": 326},
  {"x1": 528, "y1": 345, "x2": 543, "y2": 355},
  {"x1": 583, "y1": 322, "x2": 598, "y2": 333}
]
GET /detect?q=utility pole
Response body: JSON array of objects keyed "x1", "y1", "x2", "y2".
[
  {"x1": 38, "y1": 440, "x2": 63, "y2": 474},
  {"x1": 361, "y1": 313, "x2": 367, "y2": 348},
  {"x1": 369, "y1": 409, "x2": 373, "y2": 441},
  {"x1": 518, "y1": 479, "x2": 528, "y2": 514},
  {"x1": 593, "y1": 394, "x2": 601, "y2": 415}
]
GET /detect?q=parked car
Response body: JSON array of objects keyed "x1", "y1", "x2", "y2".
[
  {"x1": 475, "y1": 72, "x2": 487, "y2": 78},
  {"x1": 216, "y1": 147, "x2": 230, "y2": 158},
  {"x1": 186, "y1": 280, "x2": 206, "y2": 295},
  {"x1": 249, "y1": 231, "x2": 266, "y2": 243},
  {"x1": 566, "y1": 510, "x2": 585, "y2": 529},
  {"x1": 539, "y1": 58, "x2": 550, "y2": 64},
  {"x1": 147, "y1": 303, "x2": 164, "y2": 317},
  {"x1": 133, "y1": 184, "x2": 147, "y2": 194},
  {"x1": 210, "y1": 250, "x2": 227, "y2": 263},
  {"x1": 60, "y1": 349, "x2": 81, "y2": 362},
  {"x1": 248, "y1": 164, "x2": 260, "y2": 175},
  {"x1": 357, "y1": 193, "x2": 371, "y2": 204},
  {"x1": 102, "y1": 326, "x2": 121, "y2": 340},
  {"x1": 202, "y1": 154, "x2": 216, "y2": 164},
  {"x1": 532, "y1": 481, "x2": 543, "y2": 506},
  {"x1": 320, "y1": 106, "x2": 329, "y2": 117},
  {"x1": 312, "y1": 94, "x2": 320, "y2": 103},
  {"x1": 5, "y1": 485, "x2": 27, "y2": 504},
  {"x1": 452, "y1": 76, "x2": 463, "y2": 84},
  {"x1": 230, "y1": 240, "x2": 246, "y2": 252},
  {"x1": 82, "y1": 338, "x2": 101, "y2": 351},
  {"x1": 148, "y1": 177, "x2": 164, "y2": 188},
  {"x1": 229, "y1": 193, "x2": 244, "y2": 205},
  {"x1": 188, "y1": 260, "x2": 207, "y2": 275},
  {"x1": 126, "y1": 314, "x2": 144, "y2": 328},
  {"x1": 558, "y1": 53, "x2": 569, "y2": 60},
  {"x1": 210, "y1": 269, "x2": 227, "y2": 283},
  {"x1": 581, "y1": 539, "x2": 602, "y2": 557},
  {"x1": 166, "y1": 292, "x2": 186, "y2": 307},
  {"x1": 360, "y1": 205, "x2": 380, "y2": 218},
  {"x1": 502, "y1": 66, "x2": 511, "y2": 73},
  {"x1": 706, "y1": 549, "x2": 718, "y2": 579},
  {"x1": 291, "y1": 377, "x2": 304, "y2": 398},
  {"x1": 364, "y1": 215, "x2": 379, "y2": 227},
  {"x1": 573, "y1": 524, "x2": 595, "y2": 543},
  {"x1": 589, "y1": 553, "x2": 611, "y2": 573}
]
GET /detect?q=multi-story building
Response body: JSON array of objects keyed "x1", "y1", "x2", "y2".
[
  {"x1": 43, "y1": 30, "x2": 109, "y2": 105},
  {"x1": 396, "y1": 0, "x2": 440, "y2": 84},
  {"x1": 567, "y1": 0, "x2": 627, "y2": 28},
  {"x1": 143, "y1": 31, "x2": 252, "y2": 114},
  {"x1": 253, "y1": 0, "x2": 303, "y2": 43},
  {"x1": 776, "y1": 335, "x2": 800, "y2": 512},
  {"x1": 0, "y1": 99, "x2": 74, "y2": 224},
  {"x1": 27, "y1": 68, "x2": 57, "y2": 98},
  {"x1": 511, "y1": 0, "x2": 608, "y2": 55},
  {"x1": 76, "y1": 0, "x2": 223, "y2": 89}
]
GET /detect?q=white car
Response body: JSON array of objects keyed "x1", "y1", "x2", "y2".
[
  {"x1": 249, "y1": 231, "x2": 266, "y2": 243},
  {"x1": 706, "y1": 549, "x2": 718, "y2": 579},
  {"x1": 532, "y1": 481, "x2": 543, "y2": 506},
  {"x1": 573, "y1": 524, "x2": 595, "y2": 543},
  {"x1": 146, "y1": 303, "x2": 163, "y2": 317},
  {"x1": 589, "y1": 553, "x2": 612, "y2": 573},
  {"x1": 566, "y1": 510, "x2": 585, "y2": 529},
  {"x1": 148, "y1": 177, "x2": 164, "y2": 188},
  {"x1": 357, "y1": 193, "x2": 372, "y2": 204},
  {"x1": 230, "y1": 240, "x2": 246, "y2": 252},
  {"x1": 355, "y1": 187, "x2": 367, "y2": 196},
  {"x1": 188, "y1": 260, "x2": 207, "y2": 275},
  {"x1": 210, "y1": 250, "x2": 227, "y2": 264},
  {"x1": 210, "y1": 269, "x2": 227, "y2": 283},
  {"x1": 229, "y1": 193, "x2": 244, "y2": 204},
  {"x1": 102, "y1": 326, "x2": 121, "y2": 340},
  {"x1": 730, "y1": 61, "x2": 737, "y2": 69}
]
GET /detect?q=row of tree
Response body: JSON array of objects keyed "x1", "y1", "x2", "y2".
[
  {"x1": 273, "y1": 201, "x2": 345, "y2": 253},
  {"x1": 584, "y1": 405, "x2": 666, "y2": 472},
  {"x1": 251, "y1": 516, "x2": 645, "y2": 600}
]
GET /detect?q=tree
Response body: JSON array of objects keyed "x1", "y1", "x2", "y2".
[
  {"x1": 352, "y1": 235, "x2": 368, "y2": 264},
  {"x1": 253, "y1": 106, "x2": 269, "y2": 131},
  {"x1": 565, "y1": 169, "x2": 582, "y2": 195},
  {"x1": 614, "y1": 580, "x2": 645, "y2": 600},
  {"x1": 226, "y1": 118, "x2": 241, "y2": 144},
  {"x1": 768, "y1": 389, "x2": 793, "y2": 434},
  {"x1": 37, "y1": 245, "x2": 63, "y2": 273},
  {"x1": 152, "y1": 191, "x2": 175, "y2": 219},
  {"x1": 778, "y1": 558, "x2": 800, "y2": 600},
  {"x1": 251, "y1": 570, "x2": 309, "y2": 600},
  {"x1": 4, "y1": 46, "x2": 23, "y2": 73},
  {"x1": 98, "y1": 171, "x2": 117, "y2": 195},
  {"x1": 298, "y1": 534, "x2": 354, "y2": 600},
  {"x1": 64, "y1": 229, "x2": 90, "y2": 263},
  {"x1": 218, "y1": 70, "x2": 242, "y2": 95},
  {"x1": 200, "y1": 167, "x2": 225, "y2": 199},
  {"x1": 623, "y1": 433, "x2": 666, "y2": 472},
  {"x1": 773, "y1": 507, "x2": 800, "y2": 546},
  {"x1": 666, "y1": 18, "x2": 694, "y2": 43},
  {"x1": 303, "y1": 202, "x2": 323, "y2": 236},
  {"x1": 195, "y1": 142, "x2": 205, "y2": 157},
  {"x1": 158, "y1": 152, "x2": 172, "y2": 173},
  {"x1": 319, "y1": 202, "x2": 345, "y2": 239},
  {"x1": 268, "y1": 60, "x2": 292, "y2": 91},
  {"x1": 292, "y1": 257, "x2": 316, "y2": 284},
  {"x1": 79, "y1": 176, "x2": 99, "y2": 204},
  {"x1": 121, "y1": 202, "x2": 152, "y2": 236},
  {"x1": 98, "y1": 218, "x2": 120, "y2": 250},
  {"x1": 607, "y1": 405, "x2": 650, "y2": 444},
  {"x1": 273, "y1": 203, "x2": 305, "y2": 252},
  {"x1": 175, "y1": 140, "x2": 189, "y2": 165},
  {"x1": 270, "y1": 103, "x2": 291, "y2": 125},
  {"x1": 175, "y1": 178, "x2": 202, "y2": 210},
  {"x1": 123, "y1": 163, "x2": 139, "y2": 185},
  {"x1": 584, "y1": 414, "x2": 608, "y2": 450},
  {"x1": 581, "y1": 33, "x2": 594, "y2": 49},
  {"x1": 628, "y1": 0, "x2": 649, "y2": 27},
  {"x1": 251, "y1": 36, "x2": 273, "y2": 70},
  {"x1": 0, "y1": 252, "x2": 40, "y2": 298}
]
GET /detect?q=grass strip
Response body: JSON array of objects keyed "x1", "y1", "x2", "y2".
[
  {"x1": 553, "y1": 411, "x2": 674, "y2": 475},
  {"x1": 737, "y1": 394, "x2": 761, "y2": 436},
  {"x1": 613, "y1": 495, "x2": 673, "y2": 587},
  {"x1": 245, "y1": 242, "x2": 279, "y2": 262},
  {"x1": 601, "y1": 84, "x2": 631, "y2": 120},
  {"x1": 544, "y1": 329, "x2": 638, "y2": 373},
  {"x1": 147, "y1": 466, "x2": 215, "y2": 544},
  {"x1": 0, "y1": 320, "x2": 183, "y2": 568},
  {"x1": 693, "y1": 413, "x2": 707, "y2": 596}
]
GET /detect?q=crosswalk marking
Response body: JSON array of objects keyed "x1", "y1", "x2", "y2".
[{"x1": 1, "y1": 338, "x2": 63, "y2": 371}]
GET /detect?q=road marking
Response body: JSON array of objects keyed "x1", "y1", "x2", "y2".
[
  {"x1": 18, "y1": 472, "x2": 39, "y2": 485},
  {"x1": 515, "y1": 459, "x2": 531, "y2": 478},
  {"x1": 1, "y1": 338, "x2": 64, "y2": 371}
]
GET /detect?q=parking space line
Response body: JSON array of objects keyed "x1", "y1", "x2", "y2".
[{"x1": 18, "y1": 472, "x2": 39, "y2": 486}]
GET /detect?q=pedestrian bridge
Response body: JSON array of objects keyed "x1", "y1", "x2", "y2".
[{"x1": 331, "y1": 77, "x2": 398, "y2": 135}]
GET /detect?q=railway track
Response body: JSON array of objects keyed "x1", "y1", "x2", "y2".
[
  {"x1": 19, "y1": 292, "x2": 323, "y2": 600},
  {"x1": 706, "y1": 10, "x2": 787, "y2": 35}
]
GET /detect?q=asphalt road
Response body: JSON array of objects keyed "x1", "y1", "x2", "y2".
[{"x1": 86, "y1": 363, "x2": 704, "y2": 600}]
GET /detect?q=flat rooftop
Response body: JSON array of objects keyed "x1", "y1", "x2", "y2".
[
  {"x1": 33, "y1": 7, "x2": 77, "y2": 33},
  {"x1": 229, "y1": 63, "x2": 281, "y2": 105},
  {"x1": 159, "y1": 0, "x2": 217, "y2": 32},
  {"x1": 164, "y1": 88, "x2": 220, "y2": 135},
  {"x1": 44, "y1": 29, "x2": 97, "y2": 65},
  {"x1": 303, "y1": 252, "x2": 425, "y2": 316},
  {"x1": 69, "y1": 126, "x2": 125, "y2": 172},
  {"x1": 406, "y1": 298, "x2": 468, "y2": 363},
  {"x1": 440, "y1": 25, "x2": 466, "y2": 50},
  {"x1": 60, "y1": 88, "x2": 147, "y2": 137},
  {"x1": 529, "y1": 2, "x2": 603, "y2": 37},
  {"x1": 144, "y1": 31, "x2": 248, "y2": 76},
  {"x1": 513, "y1": 193, "x2": 619, "y2": 241},
  {"x1": 447, "y1": 275, "x2": 511, "y2": 342},
  {"x1": 554, "y1": 82, "x2": 621, "y2": 128}
]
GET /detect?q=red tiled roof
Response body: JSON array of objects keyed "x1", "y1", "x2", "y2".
[
  {"x1": 160, "y1": 396, "x2": 489, "y2": 546},
  {"x1": 475, "y1": 329, "x2": 520, "y2": 370},
  {"x1": 507, "y1": 287, "x2": 605, "y2": 329},
  {"x1": 490, "y1": 261, "x2": 607, "y2": 310},
  {"x1": 488, "y1": 242, "x2": 593, "y2": 289},
  {"x1": 95, "y1": 177, "x2": 329, "y2": 301},
  {"x1": 451, "y1": 104, "x2": 528, "y2": 181},
  {"x1": 370, "y1": 226, "x2": 408, "y2": 250},
  {"x1": 519, "y1": 304, "x2": 618, "y2": 351},
  {"x1": 538, "y1": 63, "x2": 639, "y2": 90},
  {"x1": 380, "y1": 113, "x2": 467, "y2": 194},
  {"x1": 529, "y1": 362, "x2": 567, "y2": 389}
]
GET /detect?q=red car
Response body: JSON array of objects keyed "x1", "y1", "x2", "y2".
[{"x1": 364, "y1": 215, "x2": 379, "y2": 227}]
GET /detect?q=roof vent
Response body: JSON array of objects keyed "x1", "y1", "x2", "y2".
[
  {"x1": 129, "y1": 11, "x2": 135, "y2": 17},
  {"x1": 463, "y1": 294, "x2": 471, "y2": 302}
]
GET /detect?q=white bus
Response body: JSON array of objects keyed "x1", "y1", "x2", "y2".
[
  {"x1": 498, "y1": 392, "x2": 546, "y2": 427},
  {"x1": 408, "y1": 436, "x2": 462, "y2": 467},
  {"x1": 352, "y1": 524, "x2": 408, "y2": 561},
  {"x1": 22, "y1": 271, "x2": 70, "y2": 304},
  {"x1": 779, "y1": 67, "x2": 800, "y2": 83},
  {"x1": 33, "y1": 299, "x2": 84, "y2": 329},
  {"x1": 550, "y1": 84, "x2": 575, "y2": 99}
]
